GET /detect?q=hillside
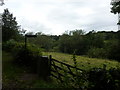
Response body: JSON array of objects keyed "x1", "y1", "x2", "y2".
[{"x1": 43, "y1": 52, "x2": 120, "y2": 70}]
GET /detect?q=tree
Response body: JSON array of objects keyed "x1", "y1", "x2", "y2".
[
  {"x1": 70, "y1": 29, "x2": 85, "y2": 36},
  {"x1": 2, "y1": 8, "x2": 20, "y2": 42},
  {"x1": 86, "y1": 31, "x2": 104, "y2": 49},
  {"x1": 59, "y1": 34, "x2": 71, "y2": 53},
  {"x1": 0, "y1": 0, "x2": 4, "y2": 6},
  {"x1": 111, "y1": 0, "x2": 120, "y2": 25},
  {"x1": 28, "y1": 34, "x2": 53, "y2": 51},
  {"x1": 70, "y1": 30, "x2": 87, "y2": 55},
  {"x1": 59, "y1": 30, "x2": 87, "y2": 55}
]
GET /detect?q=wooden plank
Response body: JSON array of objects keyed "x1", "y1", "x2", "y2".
[
  {"x1": 51, "y1": 73, "x2": 58, "y2": 79},
  {"x1": 25, "y1": 35, "x2": 37, "y2": 37},
  {"x1": 52, "y1": 59, "x2": 83, "y2": 71},
  {"x1": 51, "y1": 63, "x2": 77, "y2": 77},
  {"x1": 52, "y1": 63, "x2": 76, "y2": 77},
  {"x1": 51, "y1": 69, "x2": 65, "y2": 77},
  {"x1": 51, "y1": 63, "x2": 63, "y2": 70},
  {"x1": 51, "y1": 72, "x2": 64, "y2": 83},
  {"x1": 51, "y1": 61, "x2": 63, "y2": 82},
  {"x1": 49, "y1": 56, "x2": 85, "y2": 83},
  {"x1": 51, "y1": 70, "x2": 75, "y2": 83},
  {"x1": 67, "y1": 66, "x2": 73, "y2": 75}
]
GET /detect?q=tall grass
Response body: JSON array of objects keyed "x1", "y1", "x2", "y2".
[
  {"x1": 43, "y1": 52, "x2": 120, "y2": 70},
  {"x1": 45, "y1": 52, "x2": 120, "y2": 89}
]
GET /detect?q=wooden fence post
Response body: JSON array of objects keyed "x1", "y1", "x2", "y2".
[
  {"x1": 49, "y1": 55, "x2": 52, "y2": 76},
  {"x1": 37, "y1": 56, "x2": 50, "y2": 80},
  {"x1": 25, "y1": 36, "x2": 27, "y2": 49}
]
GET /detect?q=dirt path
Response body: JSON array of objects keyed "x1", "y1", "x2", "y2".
[{"x1": 2, "y1": 51, "x2": 39, "y2": 88}]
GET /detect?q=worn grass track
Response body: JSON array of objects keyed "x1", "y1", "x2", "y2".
[{"x1": 2, "y1": 51, "x2": 60, "y2": 88}]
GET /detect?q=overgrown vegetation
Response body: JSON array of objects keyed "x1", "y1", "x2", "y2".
[
  {"x1": 2, "y1": 51, "x2": 61, "y2": 88},
  {"x1": 2, "y1": 8, "x2": 120, "y2": 61},
  {"x1": 48, "y1": 52, "x2": 120, "y2": 89},
  {"x1": 111, "y1": 1, "x2": 120, "y2": 25},
  {"x1": 28, "y1": 30, "x2": 120, "y2": 62},
  {"x1": 43, "y1": 52, "x2": 119, "y2": 70},
  {"x1": 2, "y1": 8, "x2": 120, "y2": 89},
  {"x1": 2, "y1": 39, "x2": 42, "y2": 73}
]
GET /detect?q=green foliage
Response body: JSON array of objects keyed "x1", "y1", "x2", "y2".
[
  {"x1": 13, "y1": 44, "x2": 42, "y2": 72},
  {"x1": 2, "y1": 9, "x2": 21, "y2": 42},
  {"x1": 3, "y1": 51, "x2": 120, "y2": 89},
  {"x1": 111, "y1": 1, "x2": 120, "y2": 14},
  {"x1": 58, "y1": 30, "x2": 120, "y2": 61},
  {"x1": 72, "y1": 51, "x2": 77, "y2": 68},
  {"x1": 3, "y1": 51, "x2": 61, "y2": 88},
  {"x1": 52, "y1": 53, "x2": 120, "y2": 89},
  {"x1": 2, "y1": 39, "x2": 42, "y2": 72},
  {"x1": 44, "y1": 52, "x2": 119, "y2": 70},
  {"x1": 59, "y1": 30, "x2": 87, "y2": 55},
  {"x1": 106, "y1": 40, "x2": 120, "y2": 61},
  {"x1": 69, "y1": 29, "x2": 85, "y2": 36},
  {"x1": 14, "y1": 30, "x2": 120, "y2": 62},
  {"x1": 72, "y1": 53, "x2": 88, "y2": 89},
  {"x1": 87, "y1": 48, "x2": 107, "y2": 59},
  {"x1": 87, "y1": 66, "x2": 120, "y2": 89},
  {"x1": 1, "y1": 7, "x2": 120, "y2": 62},
  {"x1": 86, "y1": 31, "x2": 105, "y2": 48},
  {"x1": 49, "y1": 52, "x2": 120, "y2": 89},
  {"x1": 28, "y1": 34, "x2": 53, "y2": 51},
  {"x1": 2, "y1": 39, "x2": 17, "y2": 52},
  {"x1": 59, "y1": 34, "x2": 73, "y2": 53},
  {"x1": 111, "y1": 1, "x2": 120, "y2": 25}
]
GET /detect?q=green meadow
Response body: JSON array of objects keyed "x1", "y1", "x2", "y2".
[
  {"x1": 2, "y1": 51, "x2": 120, "y2": 89},
  {"x1": 43, "y1": 52, "x2": 120, "y2": 70}
]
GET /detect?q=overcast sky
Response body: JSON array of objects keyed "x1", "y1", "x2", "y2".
[{"x1": 0, "y1": 0, "x2": 119, "y2": 35}]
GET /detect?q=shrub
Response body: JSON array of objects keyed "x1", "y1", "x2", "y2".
[
  {"x1": 11, "y1": 43, "x2": 42, "y2": 73},
  {"x1": 51, "y1": 46, "x2": 60, "y2": 52},
  {"x1": 2, "y1": 39, "x2": 16, "y2": 52},
  {"x1": 87, "y1": 65, "x2": 120, "y2": 90},
  {"x1": 87, "y1": 48, "x2": 107, "y2": 59},
  {"x1": 57, "y1": 56, "x2": 120, "y2": 89}
]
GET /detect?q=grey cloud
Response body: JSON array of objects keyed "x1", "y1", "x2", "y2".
[
  {"x1": 46, "y1": 2, "x2": 88, "y2": 25},
  {"x1": 47, "y1": 0, "x2": 117, "y2": 31},
  {"x1": 18, "y1": 19, "x2": 52, "y2": 34},
  {"x1": 2, "y1": 0, "x2": 118, "y2": 35}
]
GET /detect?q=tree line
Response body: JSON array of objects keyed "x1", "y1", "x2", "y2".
[
  {"x1": 2, "y1": 7, "x2": 120, "y2": 62},
  {"x1": 2, "y1": 5, "x2": 120, "y2": 89},
  {"x1": 27, "y1": 30, "x2": 120, "y2": 61}
]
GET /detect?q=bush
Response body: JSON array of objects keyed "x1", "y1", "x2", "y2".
[
  {"x1": 61, "y1": 65, "x2": 120, "y2": 89},
  {"x1": 87, "y1": 65, "x2": 120, "y2": 90},
  {"x1": 87, "y1": 48, "x2": 107, "y2": 59},
  {"x1": 13, "y1": 44, "x2": 42, "y2": 72},
  {"x1": 2, "y1": 39, "x2": 16, "y2": 52},
  {"x1": 51, "y1": 46, "x2": 60, "y2": 52},
  {"x1": 57, "y1": 57, "x2": 120, "y2": 89},
  {"x1": 3, "y1": 39, "x2": 43, "y2": 73}
]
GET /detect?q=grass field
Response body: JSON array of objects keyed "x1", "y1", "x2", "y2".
[
  {"x1": 2, "y1": 51, "x2": 120, "y2": 88},
  {"x1": 43, "y1": 52, "x2": 120, "y2": 70}
]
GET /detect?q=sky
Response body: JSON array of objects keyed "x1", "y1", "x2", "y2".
[{"x1": 0, "y1": 0, "x2": 119, "y2": 35}]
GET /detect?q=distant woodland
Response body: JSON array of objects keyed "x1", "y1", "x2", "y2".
[
  {"x1": 2, "y1": 1, "x2": 120, "y2": 89},
  {"x1": 2, "y1": 8, "x2": 120, "y2": 62}
]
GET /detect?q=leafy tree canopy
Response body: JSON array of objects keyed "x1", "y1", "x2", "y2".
[
  {"x1": 111, "y1": 1, "x2": 120, "y2": 14},
  {"x1": 2, "y1": 8, "x2": 20, "y2": 42},
  {"x1": 111, "y1": 1, "x2": 120, "y2": 25}
]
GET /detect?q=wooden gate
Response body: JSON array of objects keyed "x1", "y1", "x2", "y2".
[{"x1": 49, "y1": 55, "x2": 84, "y2": 83}]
